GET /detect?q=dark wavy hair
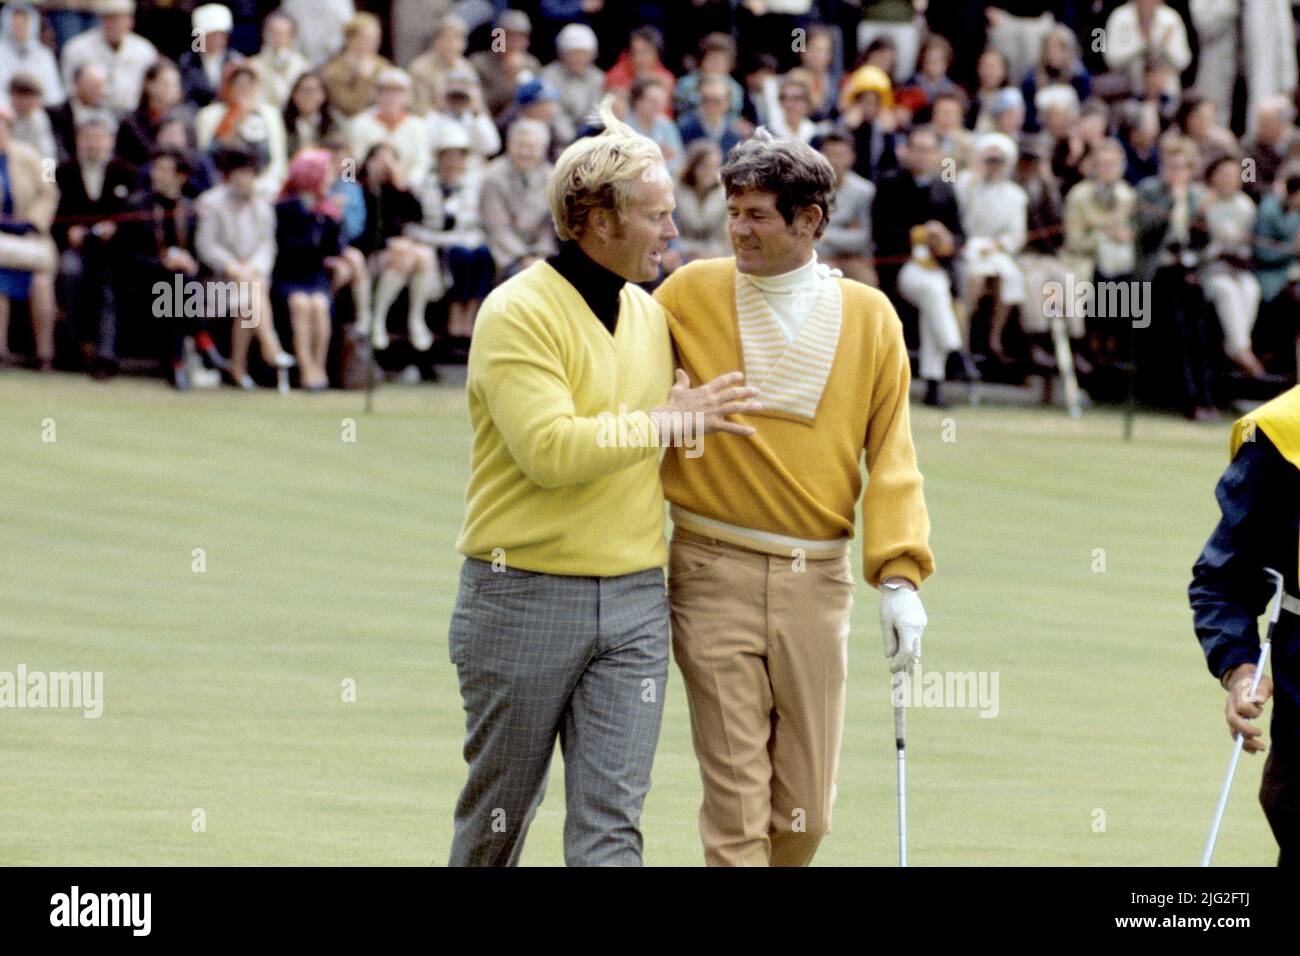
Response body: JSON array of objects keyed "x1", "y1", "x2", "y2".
[{"x1": 719, "y1": 128, "x2": 836, "y2": 238}]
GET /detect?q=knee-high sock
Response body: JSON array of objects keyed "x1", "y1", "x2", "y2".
[
  {"x1": 407, "y1": 269, "x2": 435, "y2": 348},
  {"x1": 372, "y1": 269, "x2": 406, "y2": 334}
]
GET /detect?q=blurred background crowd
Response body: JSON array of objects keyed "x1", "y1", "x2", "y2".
[{"x1": 0, "y1": 0, "x2": 1298, "y2": 413}]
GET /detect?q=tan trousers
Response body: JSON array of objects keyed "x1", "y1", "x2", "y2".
[{"x1": 669, "y1": 528, "x2": 854, "y2": 866}]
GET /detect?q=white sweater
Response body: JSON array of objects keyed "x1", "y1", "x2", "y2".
[
  {"x1": 350, "y1": 110, "x2": 432, "y2": 189},
  {"x1": 956, "y1": 172, "x2": 1028, "y2": 254}
]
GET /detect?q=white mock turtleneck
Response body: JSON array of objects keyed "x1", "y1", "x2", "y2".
[{"x1": 741, "y1": 253, "x2": 840, "y2": 343}]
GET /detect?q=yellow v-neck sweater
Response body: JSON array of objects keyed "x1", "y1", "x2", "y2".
[
  {"x1": 654, "y1": 257, "x2": 934, "y2": 588},
  {"x1": 456, "y1": 261, "x2": 675, "y2": 575}
]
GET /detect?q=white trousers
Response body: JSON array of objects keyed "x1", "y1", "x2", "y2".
[
  {"x1": 1205, "y1": 269, "x2": 1261, "y2": 356},
  {"x1": 1195, "y1": 31, "x2": 1237, "y2": 135},
  {"x1": 963, "y1": 243, "x2": 1027, "y2": 305},
  {"x1": 1244, "y1": 0, "x2": 1298, "y2": 138},
  {"x1": 899, "y1": 260, "x2": 962, "y2": 381}
]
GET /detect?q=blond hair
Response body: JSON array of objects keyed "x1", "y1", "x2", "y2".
[
  {"x1": 546, "y1": 98, "x2": 666, "y2": 242},
  {"x1": 344, "y1": 12, "x2": 381, "y2": 40}
]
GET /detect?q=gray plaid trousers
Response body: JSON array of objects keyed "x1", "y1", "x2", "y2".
[{"x1": 447, "y1": 558, "x2": 670, "y2": 866}]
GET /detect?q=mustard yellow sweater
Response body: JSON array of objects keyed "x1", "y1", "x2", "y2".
[
  {"x1": 654, "y1": 258, "x2": 934, "y2": 587},
  {"x1": 456, "y1": 261, "x2": 675, "y2": 575}
]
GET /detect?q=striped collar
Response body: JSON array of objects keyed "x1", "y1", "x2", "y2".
[{"x1": 734, "y1": 267, "x2": 843, "y2": 422}]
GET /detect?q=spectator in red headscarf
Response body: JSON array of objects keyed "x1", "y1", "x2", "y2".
[{"x1": 272, "y1": 148, "x2": 344, "y2": 389}]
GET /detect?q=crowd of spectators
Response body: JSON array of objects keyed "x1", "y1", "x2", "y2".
[{"x1": 0, "y1": 0, "x2": 1298, "y2": 412}]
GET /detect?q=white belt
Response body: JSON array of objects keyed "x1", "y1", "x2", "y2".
[{"x1": 1282, "y1": 591, "x2": 1300, "y2": 617}]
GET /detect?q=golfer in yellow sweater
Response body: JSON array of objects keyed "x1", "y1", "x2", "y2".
[
  {"x1": 448, "y1": 105, "x2": 760, "y2": 867},
  {"x1": 655, "y1": 130, "x2": 936, "y2": 866}
]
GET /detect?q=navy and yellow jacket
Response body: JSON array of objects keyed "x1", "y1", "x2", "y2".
[{"x1": 1190, "y1": 386, "x2": 1300, "y2": 756}]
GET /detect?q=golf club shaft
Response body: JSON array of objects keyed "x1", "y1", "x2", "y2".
[
  {"x1": 1201, "y1": 734, "x2": 1247, "y2": 867},
  {"x1": 895, "y1": 702, "x2": 906, "y2": 867},
  {"x1": 1201, "y1": 569, "x2": 1284, "y2": 866},
  {"x1": 1201, "y1": 613, "x2": 1278, "y2": 865}
]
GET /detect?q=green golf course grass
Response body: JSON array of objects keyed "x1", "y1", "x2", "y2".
[{"x1": 0, "y1": 370, "x2": 1279, "y2": 866}]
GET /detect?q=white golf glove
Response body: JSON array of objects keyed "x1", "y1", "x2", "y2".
[{"x1": 880, "y1": 584, "x2": 926, "y2": 674}]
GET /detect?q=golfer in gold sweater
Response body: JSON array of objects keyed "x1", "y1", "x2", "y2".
[{"x1": 655, "y1": 130, "x2": 936, "y2": 866}]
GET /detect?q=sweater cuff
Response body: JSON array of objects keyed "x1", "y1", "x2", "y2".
[
  {"x1": 876, "y1": 556, "x2": 923, "y2": 590},
  {"x1": 1213, "y1": 643, "x2": 1261, "y2": 685}
]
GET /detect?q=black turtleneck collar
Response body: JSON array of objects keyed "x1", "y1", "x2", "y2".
[{"x1": 547, "y1": 240, "x2": 625, "y2": 335}]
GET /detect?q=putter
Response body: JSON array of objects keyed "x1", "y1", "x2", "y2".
[
  {"x1": 895, "y1": 693, "x2": 907, "y2": 867},
  {"x1": 1200, "y1": 567, "x2": 1285, "y2": 866}
]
